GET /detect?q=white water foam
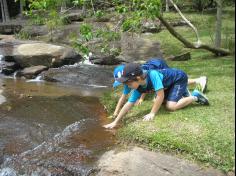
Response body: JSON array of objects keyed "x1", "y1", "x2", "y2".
[
  {"x1": 0, "y1": 168, "x2": 17, "y2": 176},
  {"x1": 0, "y1": 89, "x2": 6, "y2": 105},
  {"x1": 81, "y1": 84, "x2": 108, "y2": 88},
  {"x1": 0, "y1": 55, "x2": 4, "y2": 73},
  {"x1": 26, "y1": 75, "x2": 44, "y2": 83},
  {"x1": 80, "y1": 52, "x2": 94, "y2": 65}
]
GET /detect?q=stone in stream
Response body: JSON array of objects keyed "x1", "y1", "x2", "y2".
[{"x1": 17, "y1": 65, "x2": 48, "y2": 79}]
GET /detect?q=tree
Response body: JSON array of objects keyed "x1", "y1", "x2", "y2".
[
  {"x1": 122, "y1": 0, "x2": 231, "y2": 56},
  {"x1": 0, "y1": 0, "x2": 4, "y2": 22},
  {"x1": 165, "y1": 0, "x2": 169, "y2": 12},
  {"x1": 159, "y1": 0, "x2": 230, "y2": 56},
  {"x1": 215, "y1": 0, "x2": 222, "y2": 48},
  {"x1": 0, "y1": 0, "x2": 10, "y2": 23}
]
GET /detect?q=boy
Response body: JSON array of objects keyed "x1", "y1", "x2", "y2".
[
  {"x1": 104, "y1": 63, "x2": 209, "y2": 129},
  {"x1": 109, "y1": 59, "x2": 207, "y2": 119}
]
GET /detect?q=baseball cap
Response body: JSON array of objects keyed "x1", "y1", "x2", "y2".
[
  {"x1": 113, "y1": 65, "x2": 125, "y2": 87},
  {"x1": 117, "y1": 63, "x2": 143, "y2": 83}
]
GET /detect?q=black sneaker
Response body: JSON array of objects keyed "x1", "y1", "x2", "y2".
[{"x1": 192, "y1": 89, "x2": 209, "y2": 105}]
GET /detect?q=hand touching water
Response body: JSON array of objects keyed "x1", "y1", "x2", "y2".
[{"x1": 103, "y1": 121, "x2": 118, "y2": 129}]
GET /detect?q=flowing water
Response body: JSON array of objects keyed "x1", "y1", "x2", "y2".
[{"x1": 0, "y1": 66, "x2": 116, "y2": 175}]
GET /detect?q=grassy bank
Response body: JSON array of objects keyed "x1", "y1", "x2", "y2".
[{"x1": 100, "y1": 8, "x2": 235, "y2": 173}]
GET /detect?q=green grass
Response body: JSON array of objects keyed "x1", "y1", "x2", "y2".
[{"x1": 100, "y1": 7, "x2": 235, "y2": 173}]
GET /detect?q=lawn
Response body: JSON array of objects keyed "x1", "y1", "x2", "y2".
[{"x1": 100, "y1": 7, "x2": 235, "y2": 173}]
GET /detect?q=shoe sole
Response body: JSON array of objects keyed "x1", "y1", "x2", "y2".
[{"x1": 202, "y1": 77, "x2": 208, "y2": 93}]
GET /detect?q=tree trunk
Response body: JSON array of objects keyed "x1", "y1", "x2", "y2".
[
  {"x1": 20, "y1": 0, "x2": 24, "y2": 16},
  {"x1": 82, "y1": 1, "x2": 87, "y2": 17},
  {"x1": 165, "y1": 0, "x2": 169, "y2": 12},
  {"x1": 2, "y1": 0, "x2": 9, "y2": 22},
  {"x1": 61, "y1": 1, "x2": 67, "y2": 12},
  {"x1": 215, "y1": 0, "x2": 222, "y2": 48},
  {"x1": 158, "y1": 15, "x2": 231, "y2": 56},
  {"x1": 0, "y1": 0, "x2": 5, "y2": 22}
]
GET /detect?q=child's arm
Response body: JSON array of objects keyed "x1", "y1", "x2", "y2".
[
  {"x1": 103, "y1": 101, "x2": 134, "y2": 129},
  {"x1": 135, "y1": 93, "x2": 147, "y2": 105},
  {"x1": 143, "y1": 89, "x2": 164, "y2": 121},
  {"x1": 113, "y1": 94, "x2": 127, "y2": 117}
]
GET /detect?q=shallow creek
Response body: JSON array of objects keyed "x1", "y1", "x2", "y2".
[{"x1": 0, "y1": 74, "x2": 116, "y2": 175}]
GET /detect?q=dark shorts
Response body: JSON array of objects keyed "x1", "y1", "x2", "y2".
[{"x1": 164, "y1": 73, "x2": 188, "y2": 102}]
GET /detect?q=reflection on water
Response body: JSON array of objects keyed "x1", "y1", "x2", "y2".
[{"x1": 0, "y1": 77, "x2": 115, "y2": 175}]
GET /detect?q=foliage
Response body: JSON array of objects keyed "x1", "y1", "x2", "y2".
[
  {"x1": 46, "y1": 10, "x2": 65, "y2": 41},
  {"x1": 70, "y1": 22, "x2": 121, "y2": 56},
  {"x1": 95, "y1": 29, "x2": 121, "y2": 55},
  {"x1": 95, "y1": 10, "x2": 104, "y2": 19},
  {"x1": 79, "y1": 23, "x2": 93, "y2": 41},
  {"x1": 69, "y1": 23, "x2": 93, "y2": 55},
  {"x1": 122, "y1": 15, "x2": 142, "y2": 32},
  {"x1": 14, "y1": 30, "x2": 31, "y2": 40}
]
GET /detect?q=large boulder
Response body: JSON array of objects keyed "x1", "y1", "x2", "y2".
[
  {"x1": 12, "y1": 43, "x2": 82, "y2": 68},
  {"x1": 120, "y1": 32, "x2": 163, "y2": 62},
  {"x1": 42, "y1": 64, "x2": 114, "y2": 87}
]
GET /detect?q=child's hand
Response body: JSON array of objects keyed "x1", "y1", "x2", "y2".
[
  {"x1": 143, "y1": 113, "x2": 155, "y2": 121},
  {"x1": 135, "y1": 99, "x2": 144, "y2": 106},
  {"x1": 103, "y1": 121, "x2": 118, "y2": 129}
]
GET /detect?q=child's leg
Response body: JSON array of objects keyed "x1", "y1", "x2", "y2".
[
  {"x1": 188, "y1": 78, "x2": 198, "y2": 85},
  {"x1": 188, "y1": 76, "x2": 208, "y2": 93},
  {"x1": 165, "y1": 76, "x2": 196, "y2": 111},
  {"x1": 166, "y1": 96, "x2": 196, "y2": 111}
]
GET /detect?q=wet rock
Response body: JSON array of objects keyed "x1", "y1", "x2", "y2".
[
  {"x1": 17, "y1": 65, "x2": 48, "y2": 79},
  {"x1": 0, "y1": 118, "x2": 114, "y2": 176},
  {"x1": 94, "y1": 147, "x2": 226, "y2": 176},
  {"x1": 0, "y1": 168, "x2": 17, "y2": 176},
  {"x1": 42, "y1": 64, "x2": 113, "y2": 87},
  {"x1": 13, "y1": 43, "x2": 82, "y2": 68},
  {"x1": 167, "y1": 52, "x2": 191, "y2": 61},
  {"x1": 0, "y1": 61, "x2": 20, "y2": 75}
]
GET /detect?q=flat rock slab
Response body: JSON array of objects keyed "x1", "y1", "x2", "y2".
[
  {"x1": 94, "y1": 147, "x2": 225, "y2": 176},
  {"x1": 18, "y1": 65, "x2": 48, "y2": 79}
]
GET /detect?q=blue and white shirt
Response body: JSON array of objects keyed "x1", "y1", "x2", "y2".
[{"x1": 123, "y1": 68, "x2": 187, "y2": 103}]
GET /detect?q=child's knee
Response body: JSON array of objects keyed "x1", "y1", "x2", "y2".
[{"x1": 165, "y1": 104, "x2": 177, "y2": 111}]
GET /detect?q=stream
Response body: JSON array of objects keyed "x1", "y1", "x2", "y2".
[{"x1": 0, "y1": 62, "x2": 116, "y2": 175}]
